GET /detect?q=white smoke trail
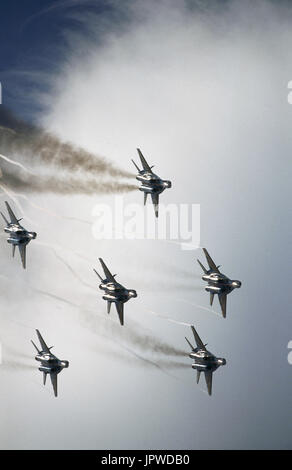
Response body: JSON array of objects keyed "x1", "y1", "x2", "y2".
[
  {"x1": 144, "y1": 308, "x2": 192, "y2": 327},
  {"x1": 34, "y1": 240, "x2": 92, "y2": 264},
  {"x1": 13, "y1": 192, "x2": 91, "y2": 225},
  {"x1": 0, "y1": 273, "x2": 185, "y2": 373},
  {"x1": 176, "y1": 298, "x2": 222, "y2": 318},
  {"x1": 0, "y1": 153, "x2": 34, "y2": 174},
  {"x1": 50, "y1": 249, "x2": 95, "y2": 291}
]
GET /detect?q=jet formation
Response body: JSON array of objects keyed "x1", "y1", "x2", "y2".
[
  {"x1": 0, "y1": 146, "x2": 242, "y2": 399},
  {"x1": 31, "y1": 330, "x2": 69, "y2": 397},
  {"x1": 132, "y1": 148, "x2": 171, "y2": 217},
  {"x1": 197, "y1": 248, "x2": 241, "y2": 318},
  {"x1": 185, "y1": 325, "x2": 226, "y2": 396},
  {"x1": 94, "y1": 258, "x2": 137, "y2": 326},
  {"x1": 1, "y1": 201, "x2": 37, "y2": 269}
]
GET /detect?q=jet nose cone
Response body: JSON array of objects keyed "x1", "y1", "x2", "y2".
[
  {"x1": 62, "y1": 361, "x2": 69, "y2": 368},
  {"x1": 130, "y1": 290, "x2": 137, "y2": 298},
  {"x1": 166, "y1": 181, "x2": 172, "y2": 188},
  {"x1": 30, "y1": 232, "x2": 37, "y2": 239},
  {"x1": 219, "y1": 358, "x2": 226, "y2": 366},
  {"x1": 235, "y1": 280, "x2": 241, "y2": 288}
]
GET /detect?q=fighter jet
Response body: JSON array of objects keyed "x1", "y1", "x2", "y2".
[
  {"x1": 132, "y1": 148, "x2": 171, "y2": 217},
  {"x1": 1, "y1": 201, "x2": 37, "y2": 269},
  {"x1": 197, "y1": 248, "x2": 241, "y2": 318},
  {"x1": 94, "y1": 258, "x2": 137, "y2": 326},
  {"x1": 31, "y1": 329, "x2": 69, "y2": 397},
  {"x1": 185, "y1": 325, "x2": 226, "y2": 396}
]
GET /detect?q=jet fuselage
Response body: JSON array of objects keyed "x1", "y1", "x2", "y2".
[
  {"x1": 137, "y1": 171, "x2": 171, "y2": 195},
  {"x1": 35, "y1": 353, "x2": 69, "y2": 375},
  {"x1": 5, "y1": 223, "x2": 37, "y2": 245},
  {"x1": 99, "y1": 279, "x2": 137, "y2": 304},
  {"x1": 202, "y1": 271, "x2": 241, "y2": 295},
  {"x1": 189, "y1": 348, "x2": 226, "y2": 372}
]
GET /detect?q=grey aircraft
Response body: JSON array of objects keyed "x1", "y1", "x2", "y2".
[
  {"x1": 94, "y1": 258, "x2": 137, "y2": 326},
  {"x1": 132, "y1": 148, "x2": 171, "y2": 217},
  {"x1": 31, "y1": 329, "x2": 69, "y2": 397},
  {"x1": 185, "y1": 325, "x2": 226, "y2": 396},
  {"x1": 1, "y1": 201, "x2": 37, "y2": 269},
  {"x1": 197, "y1": 248, "x2": 241, "y2": 318}
]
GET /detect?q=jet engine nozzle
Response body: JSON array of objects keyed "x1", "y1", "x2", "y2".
[
  {"x1": 164, "y1": 180, "x2": 172, "y2": 188},
  {"x1": 129, "y1": 289, "x2": 137, "y2": 298},
  {"x1": 30, "y1": 232, "x2": 37, "y2": 239},
  {"x1": 205, "y1": 285, "x2": 221, "y2": 293}
]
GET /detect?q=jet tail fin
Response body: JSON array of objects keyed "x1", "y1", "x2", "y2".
[
  {"x1": 31, "y1": 340, "x2": 40, "y2": 353},
  {"x1": 197, "y1": 370, "x2": 201, "y2": 384},
  {"x1": 131, "y1": 159, "x2": 141, "y2": 173},
  {"x1": 185, "y1": 337, "x2": 195, "y2": 351},
  {"x1": 197, "y1": 259, "x2": 207, "y2": 274},
  {"x1": 93, "y1": 269, "x2": 103, "y2": 281}
]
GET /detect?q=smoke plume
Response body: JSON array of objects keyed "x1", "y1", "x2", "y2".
[{"x1": 0, "y1": 107, "x2": 135, "y2": 195}]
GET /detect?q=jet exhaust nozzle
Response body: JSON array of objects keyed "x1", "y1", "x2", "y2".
[
  {"x1": 164, "y1": 180, "x2": 172, "y2": 188},
  {"x1": 30, "y1": 232, "x2": 37, "y2": 239},
  {"x1": 205, "y1": 285, "x2": 221, "y2": 293},
  {"x1": 129, "y1": 290, "x2": 137, "y2": 298}
]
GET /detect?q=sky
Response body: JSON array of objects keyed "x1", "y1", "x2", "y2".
[{"x1": 0, "y1": 0, "x2": 291, "y2": 450}]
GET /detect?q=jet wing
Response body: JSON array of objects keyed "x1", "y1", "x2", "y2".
[
  {"x1": 203, "y1": 248, "x2": 220, "y2": 273},
  {"x1": 115, "y1": 302, "x2": 124, "y2": 326},
  {"x1": 137, "y1": 148, "x2": 153, "y2": 173},
  {"x1": 36, "y1": 329, "x2": 51, "y2": 353},
  {"x1": 99, "y1": 258, "x2": 116, "y2": 282},
  {"x1": 50, "y1": 372, "x2": 58, "y2": 397},
  {"x1": 191, "y1": 326, "x2": 207, "y2": 351},
  {"x1": 204, "y1": 370, "x2": 213, "y2": 396},
  {"x1": 5, "y1": 201, "x2": 19, "y2": 224},
  {"x1": 18, "y1": 243, "x2": 27, "y2": 269},
  {"x1": 151, "y1": 193, "x2": 159, "y2": 218},
  {"x1": 185, "y1": 336, "x2": 195, "y2": 351},
  {"x1": 218, "y1": 293, "x2": 227, "y2": 318}
]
